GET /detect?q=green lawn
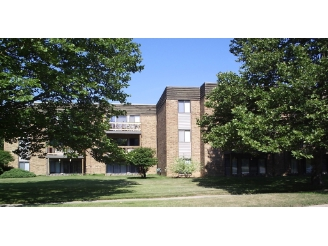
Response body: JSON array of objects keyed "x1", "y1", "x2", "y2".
[{"x1": 0, "y1": 174, "x2": 328, "y2": 206}]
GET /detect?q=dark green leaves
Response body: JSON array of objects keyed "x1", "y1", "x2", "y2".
[
  {"x1": 199, "y1": 38, "x2": 328, "y2": 160},
  {"x1": 0, "y1": 38, "x2": 144, "y2": 161}
]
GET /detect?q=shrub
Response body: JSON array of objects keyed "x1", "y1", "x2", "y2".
[
  {"x1": 170, "y1": 158, "x2": 200, "y2": 177},
  {"x1": 126, "y1": 147, "x2": 157, "y2": 178},
  {"x1": 0, "y1": 168, "x2": 36, "y2": 179},
  {"x1": 0, "y1": 150, "x2": 14, "y2": 175}
]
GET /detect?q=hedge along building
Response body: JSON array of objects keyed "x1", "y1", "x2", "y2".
[{"x1": 5, "y1": 82, "x2": 327, "y2": 176}]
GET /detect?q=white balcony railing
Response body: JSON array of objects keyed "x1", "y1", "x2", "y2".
[{"x1": 109, "y1": 122, "x2": 141, "y2": 131}]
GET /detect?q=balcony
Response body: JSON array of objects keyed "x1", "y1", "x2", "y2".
[
  {"x1": 109, "y1": 122, "x2": 141, "y2": 132},
  {"x1": 46, "y1": 147, "x2": 83, "y2": 158},
  {"x1": 119, "y1": 146, "x2": 139, "y2": 153}
]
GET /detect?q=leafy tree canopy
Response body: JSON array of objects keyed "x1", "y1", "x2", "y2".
[
  {"x1": 0, "y1": 38, "x2": 144, "y2": 162},
  {"x1": 198, "y1": 38, "x2": 328, "y2": 184},
  {"x1": 126, "y1": 147, "x2": 157, "y2": 178},
  {"x1": 0, "y1": 150, "x2": 14, "y2": 174}
]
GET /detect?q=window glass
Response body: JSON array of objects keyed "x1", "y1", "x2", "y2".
[
  {"x1": 178, "y1": 101, "x2": 191, "y2": 113},
  {"x1": 116, "y1": 116, "x2": 127, "y2": 122},
  {"x1": 19, "y1": 162, "x2": 29, "y2": 171},
  {"x1": 291, "y1": 159, "x2": 298, "y2": 174},
  {"x1": 232, "y1": 158, "x2": 237, "y2": 175},
  {"x1": 184, "y1": 130, "x2": 191, "y2": 142},
  {"x1": 184, "y1": 101, "x2": 190, "y2": 113},
  {"x1": 179, "y1": 130, "x2": 185, "y2": 142},
  {"x1": 129, "y1": 138, "x2": 140, "y2": 146},
  {"x1": 129, "y1": 115, "x2": 140, "y2": 123},
  {"x1": 241, "y1": 158, "x2": 249, "y2": 174},
  {"x1": 114, "y1": 138, "x2": 128, "y2": 146},
  {"x1": 179, "y1": 130, "x2": 190, "y2": 142},
  {"x1": 258, "y1": 159, "x2": 266, "y2": 174},
  {"x1": 306, "y1": 159, "x2": 312, "y2": 174},
  {"x1": 178, "y1": 101, "x2": 185, "y2": 113}
]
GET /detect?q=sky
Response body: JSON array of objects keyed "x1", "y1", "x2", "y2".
[{"x1": 124, "y1": 38, "x2": 241, "y2": 105}]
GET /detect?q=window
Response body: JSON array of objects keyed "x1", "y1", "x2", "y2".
[
  {"x1": 110, "y1": 115, "x2": 140, "y2": 122},
  {"x1": 291, "y1": 159, "x2": 298, "y2": 174},
  {"x1": 112, "y1": 138, "x2": 139, "y2": 146},
  {"x1": 232, "y1": 158, "x2": 238, "y2": 175},
  {"x1": 179, "y1": 130, "x2": 190, "y2": 142},
  {"x1": 129, "y1": 138, "x2": 139, "y2": 146},
  {"x1": 116, "y1": 116, "x2": 127, "y2": 122},
  {"x1": 19, "y1": 161, "x2": 29, "y2": 171},
  {"x1": 306, "y1": 159, "x2": 312, "y2": 174},
  {"x1": 114, "y1": 138, "x2": 128, "y2": 146},
  {"x1": 129, "y1": 115, "x2": 140, "y2": 123},
  {"x1": 241, "y1": 158, "x2": 249, "y2": 174},
  {"x1": 258, "y1": 159, "x2": 266, "y2": 174},
  {"x1": 178, "y1": 100, "x2": 190, "y2": 113}
]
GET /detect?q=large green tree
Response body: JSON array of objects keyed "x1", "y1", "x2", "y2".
[
  {"x1": 198, "y1": 38, "x2": 328, "y2": 185},
  {"x1": 126, "y1": 147, "x2": 157, "y2": 178},
  {"x1": 0, "y1": 38, "x2": 143, "y2": 162},
  {"x1": 0, "y1": 150, "x2": 14, "y2": 174}
]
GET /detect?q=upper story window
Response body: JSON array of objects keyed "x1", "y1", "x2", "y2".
[
  {"x1": 110, "y1": 115, "x2": 140, "y2": 123},
  {"x1": 179, "y1": 130, "x2": 191, "y2": 142},
  {"x1": 129, "y1": 115, "x2": 140, "y2": 123},
  {"x1": 178, "y1": 101, "x2": 190, "y2": 113}
]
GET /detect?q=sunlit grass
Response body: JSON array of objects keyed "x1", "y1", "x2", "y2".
[{"x1": 1, "y1": 174, "x2": 328, "y2": 206}]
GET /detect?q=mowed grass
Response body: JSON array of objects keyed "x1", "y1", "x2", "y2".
[{"x1": 1, "y1": 174, "x2": 328, "y2": 206}]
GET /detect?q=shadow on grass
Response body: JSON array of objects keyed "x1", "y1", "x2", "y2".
[
  {"x1": 127, "y1": 176, "x2": 157, "y2": 180},
  {"x1": 0, "y1": 178, "x2": 139, "y2": 204},
  {"x1": 192, "y1": 175, "x2": 328, "y2": 195}
]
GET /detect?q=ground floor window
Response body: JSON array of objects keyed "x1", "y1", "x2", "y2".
[
  {"x1": 291, "y1": 159, "x2": 298, "y2": 174},
  {"x1": 49, "y1": 159, "x2": 82, "y2": 174},
  {"x1": 241, "y1": 159, "x2": 249, "y2": 175},
  {"x1": 306, "y1": 159, "x2": 312, "y2": 174},
  {"x1": 225, "y1": 153, "x2": 266, "y2": 176},
  {"x1": 106, "y1": 163, "x2": 138, "y2": 174},
  {"x1": 232, "y1": 158, "x2": 237, "y2": 175},
  {"x1": 19, "y1": 161, "x2": 30, "y2": 171},
  {"x1": 258, "y1": 159, "x2": 266, "y2": 174}
]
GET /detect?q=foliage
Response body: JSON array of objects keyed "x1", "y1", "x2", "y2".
[
  {"x1": 170, "y1": 158, "x2": 199, "y2": 177},
  {"x1": 0, "y1": 38, "x2": 144, "y2": 162},
  {"x1": 198, "y1": 38, "x2": 328, "y2": 185},
  {"x1": 0, "y1": 150, "x2": 14, "y2": 175},
  {"x1": 0, "y1": 168, "x2": 36, "y2": 178},
  {"x1": 126, "y1": 147, "x2": 157, "y2": 178}
]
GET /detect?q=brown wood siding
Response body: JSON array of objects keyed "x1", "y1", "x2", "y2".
[
  {"x1": 200, "y1": 82, "x2": 217, "y2": 99},
  {"x1": 157, "y1": 87, "x2": 200, "y2": 111},
  {"x1": 113, "y1": 104, "x2": 156, "y2": 115}
]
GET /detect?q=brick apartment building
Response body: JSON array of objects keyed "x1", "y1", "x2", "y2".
[{"x1": 4, "y1": 82, "x2": 327, "y2": 177}]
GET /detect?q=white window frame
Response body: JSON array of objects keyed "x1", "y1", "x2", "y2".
[
  {"x1": 178, "y1": 100, "x2": 190, "y2": 113},
  {"x1": 19, "y1": 161, "x2": 30, "y2": 171},
  {"x1": 110, "y1": 115, "x2": 140, "y2": 123},
  {"x1": 129, "y1": 115, "x2": 140, "y2": 123},
  {"x1": 179, "y1": 130, "x2": 191, "y2": 142}
]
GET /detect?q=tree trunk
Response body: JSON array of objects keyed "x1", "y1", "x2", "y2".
[
  {"x1": 139, "y1": 166, "x2": 147, "y2": 178},
  {"x1": 311, "y1": 149, "x2": 324, "y2": 186}
]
